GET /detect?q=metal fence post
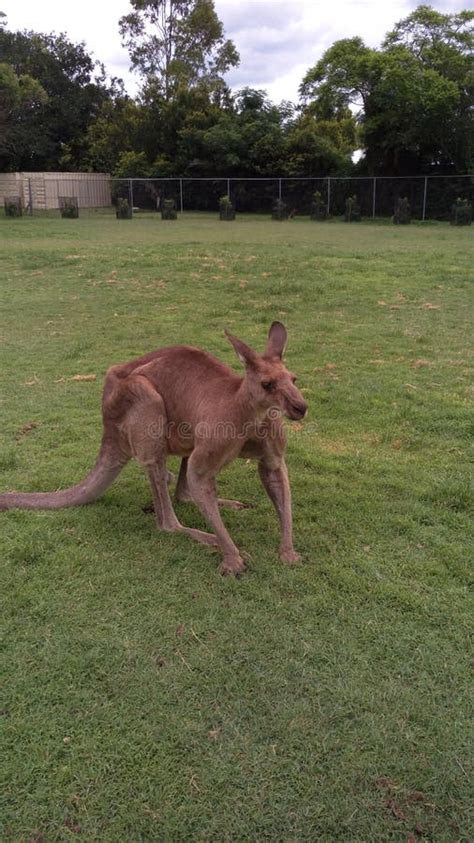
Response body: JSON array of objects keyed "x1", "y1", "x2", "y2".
[
  {"x1": 179, "y1": 178, "x2": 184, "y2": 213},
  {"x1": 422, "y1": 176, "x2": 428, "y2": 221},
  {"x1": 372, "y1": 177, "x2": 377, "y2": 218},
  {"x1": 128, "y1": 179, "x2": 133, "y2": 216},
  {"x1": 28, "y1": 178, "x2": 33, "y2": 215},
  {"x1": 327, "y1": 177, "x2": 331, "y2": 215},
  {"x1": 227, "y1": 178, "x2": 230, "y2": 199}
]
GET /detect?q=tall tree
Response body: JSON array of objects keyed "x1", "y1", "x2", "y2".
[
  {"x1": 0, "y1": 27, "x2": 121, "y2": 170},
  {"x1": 285, "y1": 112, "x2": 357, "y2": 177},
  {"x1": 383, "y1": 5, "x2": 473, "y2": 64},
  {"x1": 300, "y1": 6, "x2": 473, "y2": 175},
  {"x1": 119, "y1": 0, "x2": 239, "y2": 100},
  {"x1": 82, "y1": 97, "x2": 143, "y2": 174},
  {"x1": 178, "y1": 89, "x2": 290, "y2": 177},
  {"x1": 0, "y1": 62, "x2": 47, "y2": 170},
  {"x1": 383, "y1": 5, "x2": 473, "y2": 173}
]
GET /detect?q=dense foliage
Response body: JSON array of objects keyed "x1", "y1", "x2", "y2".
[
  {"x1": 301, "y1": 6, "x2": 473, "y2": 174},
  {"x1": 0, "y1": 4, "x2": 472, "y2": 176},
  {"x1": 0, "y1": 27, "x2": 124, "y2": 171}
]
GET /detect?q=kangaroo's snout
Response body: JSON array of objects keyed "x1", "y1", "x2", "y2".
[{"x1": 285, "y1": 398, "x2": 307, "y2": 420}]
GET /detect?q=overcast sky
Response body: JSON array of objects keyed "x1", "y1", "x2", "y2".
[{"x1": 2, "y1": 0, "x2": 461, "y2": 103}]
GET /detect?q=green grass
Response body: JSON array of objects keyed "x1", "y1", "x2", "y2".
[{"x1": 0, "y1": 214, "x2": 473, "y2": 841}]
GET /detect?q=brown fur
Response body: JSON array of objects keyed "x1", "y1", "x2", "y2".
[{"x1": 0, "y1": 322, "x2": 307, "y2": 575}]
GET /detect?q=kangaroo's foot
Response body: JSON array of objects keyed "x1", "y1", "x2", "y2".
[
  {"x1": 175, "y1": 493, "x2": 251, "y2": 511},
  {"x1": 176, "y1": 458, "x2": 250, "y2": 512},
  {"x1": 280, "y1": 547, "x2": 302, "y2": 566},
  {"x1": 177, "y1": 526, "x2": 219, "y2": 547},
  {"x1": 219, "y1": 554, "x2": 247, "y2": 576},
  {"x1": 217, "y1": 498, "x2": 252, "y2": 511}
]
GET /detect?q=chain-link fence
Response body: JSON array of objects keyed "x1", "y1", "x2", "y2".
[
  {"x1": 111, "y1": 175, "x2": 474, "y2": 220},
  {"x1": 3, "y1": 173, "x2": 473, "y2": 220}
]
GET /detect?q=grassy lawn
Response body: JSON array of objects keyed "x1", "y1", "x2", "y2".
[{"x1": 0, "y1": 214, "x2": 472, "y2": 841}]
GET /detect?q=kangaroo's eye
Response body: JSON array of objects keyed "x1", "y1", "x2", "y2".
[{"x1": 262, "y1": 380, "x2": 276, "y2": 391}]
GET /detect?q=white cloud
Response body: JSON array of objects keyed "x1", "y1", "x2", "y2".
[
  {"x1": 2, "y1": 0, "x2": 458, "y2": 103},
  {"x1": 215, "y1": 0, "x2": 418, "y2": 101}
]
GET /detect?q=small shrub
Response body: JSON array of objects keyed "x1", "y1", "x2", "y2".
[
  {"x1": 4, "y1": 196, "x2": 22, "y2": 217},
  {"x1": 393, "y1": 196, "x2": 411, "y2": 225},
  {"x1": 161, "y1": 199, "x2": 177, "y2": 220},
  {"x1": 450, "y1": 198, "x2": 472, "y2": 226},
  {"x1": 272, "y1": 199, "x2": 288, "y2": 221},
  {"x1": 116, "y1": 198, "x2": 132, "y2": 219},
  {"x1": 344, "y1": 195, "x2": 361, "y2": 222},
  {"x1": 59, "y1": 196, "x2": 79, "y2": 219},
  {"x1": 310, "y1": 191, "x2": 327, "y2": 221},
  {"x1": 219, "y1": 195, "x2": 235, "y2": 221}
]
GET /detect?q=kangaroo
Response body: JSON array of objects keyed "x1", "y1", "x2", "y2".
[{"x1": 0, "y1": 322, "x2": 307, "y2": 575}]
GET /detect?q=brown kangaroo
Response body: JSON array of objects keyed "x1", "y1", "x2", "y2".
[{"x1": 0, "y1": 322, "x2": 307, "y2": 575}]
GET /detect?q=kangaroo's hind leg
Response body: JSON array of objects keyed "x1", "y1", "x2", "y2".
[
  {"x1": 120, "y1": 375, "x2": 218, "y2": 547},
  {"x1": 185, "y1": 451, "x2": 247, "y2": 576}
]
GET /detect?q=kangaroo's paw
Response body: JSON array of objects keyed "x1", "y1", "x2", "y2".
[
  {"x1": 217, "y1": 498, "x2": 253, "y2": 510},
  {"x1": 219, "y1": 554, "x2": 247, "y2": 576},
  {"x1": 179, "y1": 526, "x2": 220, "y2": 547},
  {"x1": 280, "y1": 548, "x2": 302, "y2": 566}
]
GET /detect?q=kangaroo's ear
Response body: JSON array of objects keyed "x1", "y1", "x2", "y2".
[
  {"x1": 265, "y1": 321, "x2": 288, "y2": 359},
  {"x1": 225, "y1": 329, "x2": 258, "y2": 369}
]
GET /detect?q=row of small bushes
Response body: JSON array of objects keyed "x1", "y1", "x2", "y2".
[
  {"x1": 3, "y1": 196, "x2": 80, "y2": 218},
  {"x1": 117, "y1": 196, "x2": 234, "y2": 220},
  {"x1": 115, "y1": 197, "x2": 179, "y2": 219},
  {"x1": 119, "y1": 195, "x2": 472, "y2": 225},
  {"x1": 273, "y1": 193, "x2": 472, "y2": 225},
  {"x1": 4, "y1": 194, "x2": 473, "y2": 225}
]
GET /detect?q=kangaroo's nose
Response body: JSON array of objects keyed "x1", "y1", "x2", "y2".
[
  {"x1": 296, "y1": 401, "x2": 308, "y2": 417},
  {"x1": 290, "y1": 399, "x2": 307, "y2": 419}
]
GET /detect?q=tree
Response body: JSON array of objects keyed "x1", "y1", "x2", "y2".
[
  {"x1": 384, "y1": 5, "x2": 473, "y2": 173},
  {"x1": 231, "y1": 89, "x2": 288, "y2": 176},
  {"x1": 285, "y1": 112, "x2": 357, "y2": 176},
  {"x1": 119, "y1": 0, "x2": 239, "y2": 100},
  {"x1": 0, "y1": 62, "x2": 47, "y2": 169},
  {"x1": 300, "y1": 6, "x2": 474, "y2": 174},
  {"x1": 300, "y1": 37, "x2": 376, "y2": 114},
  {"x1": 0, "y1": 27, "x2": 121, "y2": 170},
  {"x1": 179, "y1": 89, "x2": 291, "y2": 177},
  {"x1": 366, "y1": 48, "x2": 460, "y2": 174},
  {"x1": 384, "y1": 5, "x2": 473, "y2": 65},
  {"x1": 82, "y1": 97, "x2": 143, "y2": 173}
]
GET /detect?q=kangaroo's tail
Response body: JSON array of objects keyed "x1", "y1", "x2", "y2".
[{"x1": 0, "y1": 439, "x2": 127, "y2": 511}]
